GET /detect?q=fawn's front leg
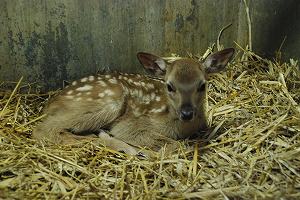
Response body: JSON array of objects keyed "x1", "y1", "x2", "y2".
[{"x1": 110, "y1": 116, "x2": 180, "y2": 152}]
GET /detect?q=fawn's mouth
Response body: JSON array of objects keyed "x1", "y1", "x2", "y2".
[{"x1": 179, "y1": 115, "x2": 194, "y2": 122}]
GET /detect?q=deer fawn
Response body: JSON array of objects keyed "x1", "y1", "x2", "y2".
[{"x1": 33, "y1": 48, "x2": 234, "y2": 155}]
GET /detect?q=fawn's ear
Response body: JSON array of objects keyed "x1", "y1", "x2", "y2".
[
  {"x1": 203, "y1": 48, "x2": 235, "y2": 74},
  {"x1": 137, "y1": 52, "x2": 167, "y2": 76}
]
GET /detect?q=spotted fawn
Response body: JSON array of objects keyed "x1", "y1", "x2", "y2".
[{"x1": 33, "y1": 48, "x2": 234, "y2": 155}]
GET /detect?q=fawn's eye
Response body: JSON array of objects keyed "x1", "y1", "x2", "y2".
[
  {"x1": 197, "y1": 81, "x2": 206, "y2": 92},
  {"x1": 167, "y1": 83, "x2": 176, "y2": 93}
]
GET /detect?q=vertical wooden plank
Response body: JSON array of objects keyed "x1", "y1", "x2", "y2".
[
  {"x1": 163, "y1": 0, "x2": 240, "y2": 57},
  {"x1": 1, "y1": 0, "x2": 298, "y2": 91}
]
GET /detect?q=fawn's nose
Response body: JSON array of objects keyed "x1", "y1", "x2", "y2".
[{"x1": 180, "y1": 105, "x2": 194, "y2": 121}]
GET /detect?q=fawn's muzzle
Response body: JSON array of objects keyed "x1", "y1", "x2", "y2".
[{"x1": 179, "y1": 104, "x2": 194, "y2": 121}]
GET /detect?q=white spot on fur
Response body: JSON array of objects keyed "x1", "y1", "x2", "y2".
[
  {"x1": 123, "y1": 86, "x2": 129, "y2": 94},
  {"x1": 89, "y1": 76, "x2": 95, "y2": 81},
  {"x1": 107, "y1": 102, "x2": 119, "y2": 111},
  {"x1": 81, "y1": 77, "x2": 88, "y2": 82},
  {"x1": 97, "y1": 80, "x2": 107, "y2": 87},
  {"x1": 128, "y1": 79, "x2": 133, "y2": 83},
  {"x1": 65, "y1": 95, "x2": 74, "y2": 99},
  {"x1": 72, "y1": 81, "x2": 77, "y2": 86},
  {"x1": 141, "y1": 82, "x2": 146, "y2": 87},
  {"x1": 98, "y1": 93, "x2": 105, "y2": 98},
  {"x1": 160, "y1": 105, "x2": 167, "y2": 112},
  {"x1": 104, "y1": 89, "x2": 114, "y2": 96},
  {"x1": 134, "y1": 82, "x2": 141, "y2": 86},
  {"x1": 147, "y1": 83, "x2": 155, "y2": 89},
  {"x1": 150, "y1": 92, "x2": 156, "y2": 100},
  {"x1": 86, "y1": 92, "x2": 92, "y2": 95},
  {"x1": 118, "y1": 75, "x2": 122, "y2": 79},
  {"x1": 138, "y1": 90, "x2": 143, "y2": 98},
  {"x1": 152, "y1": 78, "x2": 164, "y2": 83},
  {"x1": 155, "y1": 96, "x2": 161, "y2": 102},
  {"x1": 149, "y1": 108, "x2": 157, "y2": 113},
  {"x1": 143, "y1": 94, "x2": 150, "y2": 102},
  {"x1": 108, "y1": 79, "x2": 118, "y2": 84},
  {"x1": 150, "y1": 106, "x2": 166, "y2": 113},
  {"x1": 123, "y1": 76, "x2": 128, "y2": 81},
  {"x1": 87, "y1": 98, "x2": 93, "y2": 101},
  {"x1": 105, "y1": 74, "x2": 111, "y2": 79},
  {"x1": 97, "y1": 77, "x2": 102, "y2": 80},
  {"x1": 76, "y1": 84, "x2": 93, "y2": 92},
  {"x1": 134, "y1": 108, "x2": 141, "y2": 116},
  {"x1": 133, "y1": 89, "x2": 138, "y2": 96},
  {"x1": 76, "y1": 97, "x2": 82, "y2": 101},
  {"x1": 76, "y1": 93, "x2": 82, "y2": 96},
  {"x1": 67, "y1": 90, "x2": 73, "y2": 95}
]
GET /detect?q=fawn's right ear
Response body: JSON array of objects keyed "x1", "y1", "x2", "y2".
[{"x1": 137, "y1": 52, "x2": 167, "y2": 76}]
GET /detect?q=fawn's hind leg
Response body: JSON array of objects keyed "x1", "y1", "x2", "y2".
[
  {"x1": 32, "y1": 100, "x2": 125, "y2": 144},
  {"x1": 33, "y1": 117, "x2": 139, "y2": 155},
  {"x1": 32, "y1": 99, "x2": 140, "y2": 155}
]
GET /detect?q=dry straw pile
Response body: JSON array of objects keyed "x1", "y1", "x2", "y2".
[{"x1": 0, "y1": 48, "x2": 299, "y2": 199}]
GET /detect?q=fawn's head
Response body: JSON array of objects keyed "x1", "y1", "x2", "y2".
[{"x1": 137, "y1": 48, "x2": 234, "y2": 121}]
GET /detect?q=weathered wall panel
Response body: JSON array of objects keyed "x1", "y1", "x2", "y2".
[{"x1": 0, "y1": 0, "x2": 299, "y2": 91}]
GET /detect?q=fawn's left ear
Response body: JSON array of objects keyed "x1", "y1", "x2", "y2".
[
  {"x1": 203, "y1": 48, "x2": 235, "y2": 74},
  {"x1": 137, "y1": 52, "x2": 167, "y2": 76}
]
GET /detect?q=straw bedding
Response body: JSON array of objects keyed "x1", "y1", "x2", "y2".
[{"x1": 0, "y1": 48, "x2": 299, "y2": 199}]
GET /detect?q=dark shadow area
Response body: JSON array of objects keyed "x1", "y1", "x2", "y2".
[{"x1": 254, "y1": 0, "x2": 300, "y2": 60}]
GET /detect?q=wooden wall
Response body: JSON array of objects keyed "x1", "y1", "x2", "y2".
[{"x1": 0, "y1": 0, "x2": 299, "y2": 91}]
